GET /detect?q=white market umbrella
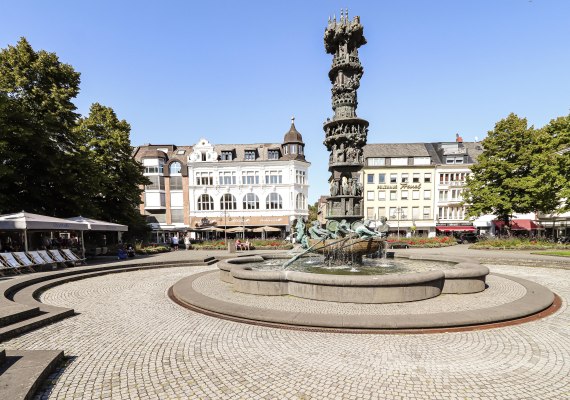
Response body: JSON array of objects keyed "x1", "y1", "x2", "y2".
[{"x1": 0, "y1": 211, "x2": 88, "y2": 252}]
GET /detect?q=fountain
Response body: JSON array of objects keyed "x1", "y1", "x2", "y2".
[
  {"x1": 214, "y1": 10, "x2": 490, "y2": 304},
  {"x1": 169, "y1": 12, "x2": 557, "y2": 331}
]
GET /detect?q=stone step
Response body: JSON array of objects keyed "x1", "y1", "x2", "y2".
[
  {"x1": 0, "y1": 308, "x2": 74, "y2": 343},
  {"x1": 0, "y1": 349, "x2": 64, "y2": 400},
  {"x1": 0, "y1": 304, "x2": 41, "y2": 329},
  {"x1": 0, "y1": 349, "x2": 5, "y2": 365}
]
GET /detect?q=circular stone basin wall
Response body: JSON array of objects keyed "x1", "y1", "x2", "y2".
[{"x1": 218, "y1": 255, "x2": 489, "y2": 304}]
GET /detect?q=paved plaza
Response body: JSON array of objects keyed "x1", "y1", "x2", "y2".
[{"x1": 2, "y1": 248, "x2": 570, "y2": 399}]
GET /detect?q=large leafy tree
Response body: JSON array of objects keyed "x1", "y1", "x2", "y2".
[
  {"x1": 75, "y1": 103, "x2": 149, "y2": 233},
  {"x1": 464, "y1": 113, "x2": 564, "y2": 224},
  {"x1": 542, "y1": 114, "x2": 570, "y2": 209},
  {"x1": 0, "y1": 38, "x2": 97, "y2": 216}
]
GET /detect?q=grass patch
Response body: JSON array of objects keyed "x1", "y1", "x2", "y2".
[
  {"x1": 471, "y1": 238, "x2": 570, "y2": 250},
  {"x1": 531, "y1": 250, "x2": 570, "y2": 257}
]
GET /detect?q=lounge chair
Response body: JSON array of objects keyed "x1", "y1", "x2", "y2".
[
  {"x1": 37, "y1": 250, "x2": 63, "y2": 267},
  {"x1": 0, "y1": 253, "x2": 23, "y2": 274},
  {"x1": 28, "y1": 251, "x2": 54, "y2": 268},
  {"x1": 60, "y1": 249, "x2": 86, "y2": 266},
  {"x1": 47, "y1": 250, "x2": 73, "y2": 267},
  {"x1": 13, "y1": 252, "x2": 37, "y2": 272}
]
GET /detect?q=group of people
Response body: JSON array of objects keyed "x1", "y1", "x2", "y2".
[
  {"x1": 170, "y1": 234, "x2": 192, "y2": 251},
  {"x1": 235, "y1": 239, "x2": 251, "y2": 251}
]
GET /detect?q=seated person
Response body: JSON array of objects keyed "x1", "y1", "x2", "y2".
[
  {"x1": 243, "y1": 239, "x2": 251, "y2": 250},
  {"x1": 235, "y1": 239, "x2": 242, "y2": 250}
]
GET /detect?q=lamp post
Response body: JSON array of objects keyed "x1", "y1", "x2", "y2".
[{"x1": 396, "y1": 207, "x2": 403, "y2": 238}]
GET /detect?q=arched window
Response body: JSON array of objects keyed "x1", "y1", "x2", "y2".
[
  {"x1": 169, "y1": 161, "x2": 182, "y2": 175},
  {"x1": 296, "y1": 193, "x2": 306, "y2": 210},
  {"x1": 220, "y1": 193, "x2": 236, "y2": 210},
  {"x1": 197, "y1": 194, "x2": 214, "y2": 210},
  {"x1": 266, "y1": 193, "x2": 283, "y2": 210},
  {"x1": 243, "y1": 193, "x2": 259, "y2": 210}
]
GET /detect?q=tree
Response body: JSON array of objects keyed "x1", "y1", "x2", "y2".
[
  {"x1": 307, "y1": 202, "x2": 319, "y2": 224},
  {"x1": 464, "y1": 113, "x2": 565, "y2": 225},
  {"x1": 0, "y1": 38, "x2": 97, "y2": 216},
  {"x1": 542, "y1": 114, "x2": 570, "y2": 209},
  {"x1": 75, "y1": 103, "x2": 150, "y2": 232}
]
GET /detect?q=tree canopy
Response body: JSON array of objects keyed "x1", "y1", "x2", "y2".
[
  {"x1": 0, "y1": 38, "x2": 148, "y2": 234},
  {"x1": 465, "y1": 113, "x2": 569, "y2": 223}
]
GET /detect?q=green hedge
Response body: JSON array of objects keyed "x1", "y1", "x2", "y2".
[
  {"x1": 471, "y1": 238, "x2": 570, "y2": 250},
  {"x1": 387, "y1": 236, "x2": 457, "y2": 248}
]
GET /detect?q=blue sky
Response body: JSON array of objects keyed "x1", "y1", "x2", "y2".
[{"x1": 2, "y1": 0, "x2": 570, "y2": 202}]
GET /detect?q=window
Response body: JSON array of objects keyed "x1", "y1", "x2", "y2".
[
  {"x1": 423, "y1": 206, "x2": 431, "y2": 219},
  {"x1": 446, "y1": 156, "x2": 464, "y2": 164},
  {"x1": 413, "y1": 173, "x2": 420, "y2": 183},
  {"x1": 401, "y1": 190, "x2": 409, "y2": 200},
  {"x1": 243, "y1": 193, "x2": 259, "y2": 209},
  {"x1": 296, "y1": 193, "x2": 306, "y2": 209},
  {"x1": 171, "y1": 209, "x2": 184, "y2": 223},
  {"x1": 367, "y1": 191, "x2": 374, "y2": 201},
  {"x1": 389, "y1": 207, "x2": 397, "y2": 219},
  {"x1": 390, "y1": 173, "x2": 397, "y2": 183},
  {"x1": 196, "y1": 172, "x2": 213, "y2": 186},
  {"x1": 412, "y1": 207, "x2": 420, "y2": 220},
  {"x1": 368, "y1": 157, "x2": 386, "y2": 166},
  {"x1": 378, "y1": 173, "x2": 386, "y2": 184},
  {"x1": 289, "y1": 144, "x2": 297, "y2": 154},
  {"x1": 145, "y1": 175, "x2": 165, "y2": 190},
  {"x1": 265, "y1": 171, "x2": 283, "y2": 184},
  {"x1": 144, "y1": 165, "x2": 163, "y2": 174},
  {"x1": 391, "y1": 157, "x2": 408, "y2": 166},
  {"x1": 221, "y1": 151, "x2": 233, "y2": 161},
  {"x1": 266, "y1": 193, "x2": 283, "y2": 209},
  {"x1": 412, "y1": 190, "x2": 420, "y2": 200},
  {"x1": 413, "y1": 157, "x2": 431, "y2": 165},
  {"x1": 423, "y1": 190, "x2": 431, "y2": 200},
  {"x1": 377, "y1": 207, "x2": 386, "y2": 217},
  {"x1": 268, "y1": 149, "x2": 280, "y2": 160},
  {"x1": 390, "y1": 191, "x2": 397, "y2": 201},
  {"x1": 242, "y1": 171, "x2": 259, "y2": 185},
  {"x1": 296, "y1": 171, "x2": 306, "y2": 184},
  {"x1": 401, "y1": 173, "x2": 409, "y2": 183},
  {"x1": 244, "y1": 150, "x2": 256, "y2": 160},
  {"x1": 176, "y1": 150, "x2": 186, "y2": 155},
  {"x1": 197, "y1": 194, "x2": 214, "y2": 210},
  {"x1": 367, "y1": 174, "x2": 374, "y2": 184},
  {"x1": 378, "y1": 191, "x2": 386, "y2": 201},
  {"x1": 219, "y1": 172, "x2": 236, "y2": 185},
  {"x1": 169, "y1": 162, "x2": 182, "y2": 175},
  {"x1": 424, "y1": 173, "x2": 432, "y2": 183},
  {"x1": 220, "y1": 193, "x2": 236, "y2": 210},
  {"x1": 400, "y1": 207, "x2": 408, "y2": 219},
  {"x1": 367, "y1": 207, "x2": 374, "y2": 219},
  {"x1": 439, "y1": 190, "x2": 447, "y2": 201},
  {"x1": 169, "y1": 176, "x2": 183, "y2": 191}
]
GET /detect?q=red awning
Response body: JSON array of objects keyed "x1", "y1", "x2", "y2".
[
  {"x1": 436, "y1": 226, "x2": 476, "y2": 232},
  {"x1": 493, "y1": 219, "x2": 543, "y2": 230}
]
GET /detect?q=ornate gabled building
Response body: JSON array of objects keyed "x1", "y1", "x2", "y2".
[{"x1": 133, "y1": 120, "x2": 310, "y2": 243}]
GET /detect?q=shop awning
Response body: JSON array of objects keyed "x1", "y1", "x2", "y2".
[
  {"x1": 436, "y1": 226, "x2": 476, "y2": 232},
  {"x1": 67, "y1": 216, "x2": 128, "y2": 232},
  {"x1": 494, "y1": 219, "x2": 544, "y2": 230},
  {"x1": 0, "y1": 211, "x2": 88, "y2": 231}
]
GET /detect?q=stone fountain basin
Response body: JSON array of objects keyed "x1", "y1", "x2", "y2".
[{"x1": 218, "y1": 255, "x2": 489, "y2": 304}]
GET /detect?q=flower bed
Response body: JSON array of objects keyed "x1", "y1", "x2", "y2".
[
  {"x1": 136, "y1": 244, "x2": 171, "y2": 254},
  {"x1": 387, "y1": 236, "x2": 457, "y2": 248},
  {"x1": 471, "y1": 238, "x2": 570, "y2": 250},
  {"x1": 192, "y1": 240, "x2": 293, "y2": 251}
]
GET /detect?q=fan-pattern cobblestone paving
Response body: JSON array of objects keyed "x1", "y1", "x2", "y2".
[{"x1": 3, "y1": 263, "x2": 569, "y2": 400}]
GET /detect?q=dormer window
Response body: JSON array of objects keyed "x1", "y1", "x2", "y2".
[
  {"x1": 289, "y1": 144, "x2": 297, "y2": 154},
  {"x1": 221, "y1": 151, "x2": 233, "y2": 161},
  {"x1": 268, "y1": 149, "x2": 280, "y2": 160},
  {"x1": 244, "y1": 150, "x2": 256, "y2": 160}
]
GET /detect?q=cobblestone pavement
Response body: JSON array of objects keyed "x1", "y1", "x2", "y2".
[{"x1": 3, "y1": 264, "x2": 570, "y2": 399}]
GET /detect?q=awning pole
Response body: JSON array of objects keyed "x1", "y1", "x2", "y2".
[
  {"x1": 81, "y1": 230, "x2": 85, "y2": 259},
  {"x1": 24, "y1": 228, "x2": 29, "y2": 251}
]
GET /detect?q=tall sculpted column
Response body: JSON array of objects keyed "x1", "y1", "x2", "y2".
[{"x1": 323, "y1": 10, "x2": 368, "y2": 224}]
